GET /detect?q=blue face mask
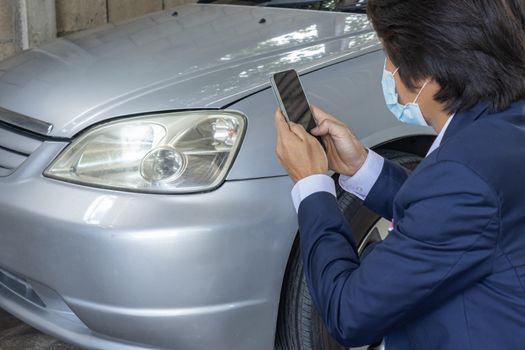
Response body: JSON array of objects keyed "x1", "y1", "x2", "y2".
[{"x1": 382, "y1": 64, "x2": 429, "y2": 126}]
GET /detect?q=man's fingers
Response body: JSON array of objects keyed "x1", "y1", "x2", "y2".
[
  {"x1": 275, "y1": 108, "x2": 292, "y2": 146},
  {"x1": 275, "y1": 108, "x2": 290, "y2": 133},
  {"x1": 289, "y1": 122, "x2": 308, "y2": 141},
  {"x1": 311, "y1": 119, "x2": 348, "y2": 138}
]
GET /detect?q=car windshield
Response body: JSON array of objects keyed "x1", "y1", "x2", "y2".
[{"x1": 198, "y1": 0, "x2": 368, "y2": 13}]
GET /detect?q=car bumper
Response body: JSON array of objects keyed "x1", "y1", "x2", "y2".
[{"x1": 0, "y1": 142, "x2": 298, "y2": 350}]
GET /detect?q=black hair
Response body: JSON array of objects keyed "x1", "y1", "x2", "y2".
[{"x1": 367, "y1": 0, "x2": 525, "y2": 113}]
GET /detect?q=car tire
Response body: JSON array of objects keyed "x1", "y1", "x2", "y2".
[{"x1": 275, "y1": 149, "x2": 422, "y2": 350}]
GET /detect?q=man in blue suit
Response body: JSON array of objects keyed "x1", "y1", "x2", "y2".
[{"x1": 275, "y1": 1, "x2": 525, "y2": 349}]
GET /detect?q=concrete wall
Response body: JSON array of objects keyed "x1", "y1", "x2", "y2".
[
  {"x1": 0, "y1": 0, "x2": 16, "y2": 60},
  {"x1": 0, "y1": 0, "x2": 197, "y2": 62},
  {"x1": 56, "y1": 0, "x2": 108, "y2": 35},
  {"x1": 0, "y1": 0, "x2": 56, "y2": 61}
]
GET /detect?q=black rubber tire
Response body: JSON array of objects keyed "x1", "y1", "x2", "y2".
[{"x1": 275, "y1": 149, "x2": 422, "y2": 350}]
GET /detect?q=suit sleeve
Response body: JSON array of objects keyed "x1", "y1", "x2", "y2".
[
  {"x1": 298, "y1": 160, "x2": 499, "y2": 347},
  {"x1": 363, "y1": 158, "x2": 411, "y2": 220}
]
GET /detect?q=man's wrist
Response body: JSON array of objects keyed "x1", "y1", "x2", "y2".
[{"x1": 339, "y1": 148, "x2": 370, "y2": 178}]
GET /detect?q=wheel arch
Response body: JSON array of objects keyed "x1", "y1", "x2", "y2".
[{"x1": 371, "y1": 134, "x2": 435, "y2": 158}]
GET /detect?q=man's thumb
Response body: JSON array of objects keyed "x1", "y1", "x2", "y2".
[{"x1": 312, "y1": 119, "x2": 333, "y2": 136}]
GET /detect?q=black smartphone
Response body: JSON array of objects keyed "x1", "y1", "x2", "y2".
[{"x1": 270, "y1": 69, "x2": 320, "y2": 141}]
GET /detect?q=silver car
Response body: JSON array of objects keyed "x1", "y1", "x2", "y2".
[{"x1": 0, "y1": 1, "x2": 435, "y2": 349}]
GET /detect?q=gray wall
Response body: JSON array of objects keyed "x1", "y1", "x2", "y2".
[{"x1": 0, "y1": 0, "x2": 196, "y2": 62}]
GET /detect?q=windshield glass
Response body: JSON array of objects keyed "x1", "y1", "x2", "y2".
[{"x1": 198, "y1": 0, "x2": 368, "y2": 13}]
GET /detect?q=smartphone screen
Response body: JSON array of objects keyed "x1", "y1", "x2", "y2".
[{"x1": 271, "y1": 69, "x2": 317, "y2": 133}]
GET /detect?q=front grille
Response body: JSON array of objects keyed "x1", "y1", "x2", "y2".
[{"x1": 0, "y1": 124, "x2": 43, "y2": 177}]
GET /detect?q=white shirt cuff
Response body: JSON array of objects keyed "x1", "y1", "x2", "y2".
[
  {"x1": 339, "y1": 150, "x2": 384, "y2": 200},
  {"x1": 291, "y1": 174, "x2": 336, "y2": 213}
]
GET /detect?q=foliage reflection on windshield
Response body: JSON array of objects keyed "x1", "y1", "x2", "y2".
[{"x1": 198, "y1": 0, "x2": 368, "y2": 13}]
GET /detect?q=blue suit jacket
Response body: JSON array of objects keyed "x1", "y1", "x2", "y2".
[{"x1": 298, "y1": 101, "x2": 525, "y2": 349}]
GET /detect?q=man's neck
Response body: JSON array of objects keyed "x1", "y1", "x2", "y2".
[{"x1": 429, "y1": 112, "x2": 451, "y2": 133}]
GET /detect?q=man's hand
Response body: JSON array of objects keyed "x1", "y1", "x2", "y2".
[
  {"x1": 275, "y1": 109, "x2": 328, "y2": 183},
  {"x1": 310, "y1": 106, "x2": 368, "y2": 177}
]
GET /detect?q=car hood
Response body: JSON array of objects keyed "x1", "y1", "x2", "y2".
[{"x1": 0, "y1": 4, "x2": 378, "y2": 138}]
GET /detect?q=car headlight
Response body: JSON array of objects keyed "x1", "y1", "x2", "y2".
[{"x1": 44, "y1": 111, "x2": 246, "y2": 193}]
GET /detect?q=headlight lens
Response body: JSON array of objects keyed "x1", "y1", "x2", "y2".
[{"x1": 44, "y1": 111, "x2": 246, "y2": 193}]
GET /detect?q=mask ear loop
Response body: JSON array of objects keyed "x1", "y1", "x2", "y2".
[
  {"x1": 384, "y1": 58, "x2": 400, "y2": 76},
  {"x1": 413, "y1": 80, "x2": 430, "y2": 103},
  {"x1": 392, "y1": 67, "x2": 400, "y2": 76}
]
